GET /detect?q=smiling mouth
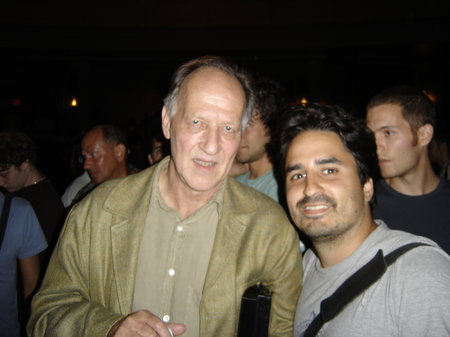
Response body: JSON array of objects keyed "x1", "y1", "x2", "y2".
[
  {"x1": 194, "y1": 159, "x2": 216, "y2": 167},
  {"x1": 302, "y1": 204, "x2": 331, "y2": 218}
]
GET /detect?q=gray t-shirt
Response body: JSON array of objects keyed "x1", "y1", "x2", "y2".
[{"x1": 295, "y1": 221, "x2": 450, "y2": 337}]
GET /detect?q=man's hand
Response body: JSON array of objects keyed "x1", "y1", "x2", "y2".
[{"x1": 108, "y1": 310, "x2": 186, "y2": 337}]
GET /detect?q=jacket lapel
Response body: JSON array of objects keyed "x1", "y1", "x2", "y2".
[
  {"x1": 104, "y1": 165, "x2": 157, "y2": 313},
  {"x1": 110, "y1": 216, "x2": 142, "y2": 313},
  {"x1": 203, "y1": 178, "x2": 255, "y2": 291}
]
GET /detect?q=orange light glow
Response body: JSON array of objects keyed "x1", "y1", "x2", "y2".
[{"x1": 71, "y1": 98, "x2": 78, "y2": 107}]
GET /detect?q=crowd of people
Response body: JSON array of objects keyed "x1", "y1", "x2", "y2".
[{"x1": 1, "y1": 55, "x2": 449, "y2": 337}]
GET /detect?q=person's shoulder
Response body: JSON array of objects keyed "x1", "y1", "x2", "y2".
[
  {"x1": 228, "y1": 176, "x2": 282, "y2": 210},
  {"x1": 374, "y1": 222, "x2": 440, "y2": 248},
  {"x1": 439, "y1": 178, "x2": 450, "y2": 193},
  {"x1": 234, "y1": 171, "x2": 249, "y2": 183},
  {"x1": 388, "y1": 240, "x2": 450, "y2": 292},
  {"x1": 75, "y1": 166, "x2": 156, "y2": 216},
  {"x1": 9, "y1": 195, "x2": 34, "y2": 213},
  {"x1": 225, "y1": 178, "x2": 292, "y2": 234},
  {"x1": 379, "y1": 227, "x2": 450, "y2": 270},
  {"x1": 7, "y1": 196, "x2": 42, "y2": 234},
  {"x1": 92, "y1": 166, "x2": 155, "y2": 197},
  {"x1": 374, "y1": 179, "x2": 399, "y2": 198}
]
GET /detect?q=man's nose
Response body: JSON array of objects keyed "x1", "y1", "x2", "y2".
[
  {"x1": 201, "y1": 128, "x2": 220, "y2": 155},
  {"x1": 303, "y1": 174, "x2": 323, "y2": 197},
  {"x1": 373, "y1": 134, "x2": 385, "y2": 155},
  {"x1": 83, "y1": 158, "x2": 93, "y2": 170}
]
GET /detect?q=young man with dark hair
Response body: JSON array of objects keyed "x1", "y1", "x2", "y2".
[
  {"x1": 276, "y1": 103, "x2": 450, "y2": 336},
  {"x1": 0, "y1": 131, "x2": 65, "y2": 262},
  {"x1": 235, "y1": 76, "x2": 288, "y2": 202},
  {"x1": 366, "y1": 85, "x2": 450, "y2": 254}
]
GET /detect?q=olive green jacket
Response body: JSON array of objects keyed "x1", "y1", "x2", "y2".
[{"x1": 28, "y1": 161, "x2": 302, "y2": 337}]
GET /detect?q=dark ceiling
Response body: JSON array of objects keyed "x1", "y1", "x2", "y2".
[
  {"x1": 1, "y1": 1, "x2": 449, "y2": 189},
  {"x1": 2, "y1": 1, "x2": 449, "y2": 51}
]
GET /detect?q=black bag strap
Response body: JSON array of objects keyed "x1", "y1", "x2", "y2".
[
  {"x1": 303, "y1": 242, "x2": 430, "y2": 337},
  {"x1": 0, "y1": 194, "x2": 13, "y2": 250}
]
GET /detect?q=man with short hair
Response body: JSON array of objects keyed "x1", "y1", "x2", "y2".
[
  {"x1": 29, "y1": 56, "x2": 302, "y2": 337},
  {"x1": 277, "y1": 104, "x2": 450, "y2": 336},
  {"x1": 82, "y1": 124, "x2": 132, "y2": 184},
  {"x1": 70, "y1": 124, "x2": 134, "y2": 205},
  {"x1": 235, "y1": 77, "x2": 287, "y2": 202},
  {"x1": 0, "y1": 131, "x2": 65, "y2": 261},
  {"x1": 366, "y1": 86, "x2": 450, "y2": 254}
]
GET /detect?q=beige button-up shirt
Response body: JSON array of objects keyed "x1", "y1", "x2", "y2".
[{"x1": 133, "y1": 161, "x2": 223, "y2": 337}]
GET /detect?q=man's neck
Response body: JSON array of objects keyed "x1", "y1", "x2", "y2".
[
  {"x1": 24, "y1": 166, "x2": 44, "y2": 188},
  {"x1": 386, "y1": 160, "x2": 440, "y2": 196},
  {"x1": 111, "y1": 163, "x2": 131, "y2": 180},
  {"x1": 314, "y1": 216, "x2": 377, "y2": 268},
  {"x1": 159, "y1": 162, "x2": 221, "y2": 219},
  {"x1": 248, "y1": 153, "x2": 273, "y2": 179}
]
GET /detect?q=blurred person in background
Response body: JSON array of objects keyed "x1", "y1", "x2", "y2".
[
  {"x1": 235, "y1": 76, "x2": 288, "y2": 202},
  {"x1": 0, "y1": 131, "x2": 64, "y2": 266},
  {"x1": 366, "y1": 86, "x2": 450, "y2": 254},
  {"x1": 70, "y1": 124, "x2": 137, "y2": 206}
]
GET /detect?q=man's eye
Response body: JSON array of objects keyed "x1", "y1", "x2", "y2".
[
  {"x1": 89, "y1": 152, "x2": 98, "y2": 159},
  {"x1": 192, "y1": 119, "x2": 200, "y2": 125},
  {"x1": 384, "y1": 130, "x2": 393, "y2": 136},
  {"x1": 291, "y1": 173, "x2": 305, "y2": 180},
  {"x1": 224, "y1": 125, "x2": 234, "y2": 133},
  {"x1": 323, "y1": 168, "x2": 337, "y2": 175}
]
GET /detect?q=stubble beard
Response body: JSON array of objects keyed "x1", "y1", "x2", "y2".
[{"x1": 295, "y1": 194, "x2": 350, "y2": 244}]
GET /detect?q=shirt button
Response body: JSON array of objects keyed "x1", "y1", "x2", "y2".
[
  {"x1": 168, "y1": 269, "x2": 175, "y2": 276},
  {"x1": 163, "y1": 315, "x2": 170, "y2": 322},
  {"x1": 176, "y1": 225, "x2": 183, "y2": 232}
]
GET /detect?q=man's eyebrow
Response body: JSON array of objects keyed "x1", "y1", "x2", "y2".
[
  {"x1": 286, "y1": 156, "x2": 344, "y2": 174},
  {"x1": 285, "y1": 164, "x2": 303, "y2": 174},
  {"x1": 375, "y1": 125, "x2": 398, "y2": 131},
  {"x1": 316, "y1": 157, "x2": 343, "y2": 166}
]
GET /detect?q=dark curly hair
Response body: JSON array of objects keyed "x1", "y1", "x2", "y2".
[
  {"x1": 274, "y1": 103, "x2": 380, "y2": 186},
  {"x1": 0, "y1": 131, "x2": 38, "y2": 171},
  {"x1": 252, "y1": 76, "x2": 288, "y2": 129}
]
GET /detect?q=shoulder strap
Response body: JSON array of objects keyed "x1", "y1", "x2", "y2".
[
  {"x1": 303, "y1": 242, "x2": 430, "y2": 337},
  {"x1": 0, "y1": 194, "x2": 13, "y2": 250},
  {"x1": 384, "y1": 242, "x2": 429, "y2": 265}
]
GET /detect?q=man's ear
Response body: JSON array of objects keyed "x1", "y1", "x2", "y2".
[
  {"x1": 417, "y1": 123, "x2": 433, "y2": 147},
  {"x1": 19, "y1": 160, "x2": 30, "y2": 171},
  {"x1": 162, "y1": 106, "x2": 171, "y2": 140},
  {"x1": 113, "y1": 144, "x2": 127, "y2": 161},
  {"x1": 363, "y1": 177, "x2": 374, "y2": 204}
]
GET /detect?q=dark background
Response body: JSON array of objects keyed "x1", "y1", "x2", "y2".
[{"x1": 1, "y1": 0, "x2": 449, "y2": 192}]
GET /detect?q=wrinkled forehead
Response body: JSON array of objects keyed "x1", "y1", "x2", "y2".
[{"x1": 178, "y1": 68, "x2": 246, "y2": 112}]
